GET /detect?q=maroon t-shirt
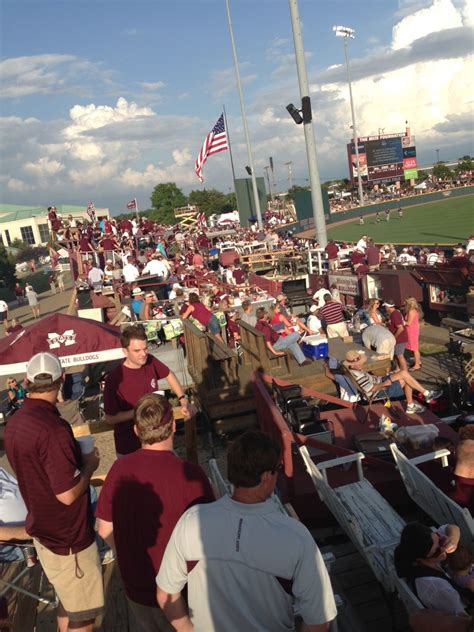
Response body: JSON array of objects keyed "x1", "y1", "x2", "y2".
[
  {"x1": 96, "y1": 449, "x2": 214, "y2": 606},
  {"x1": 388, "y1": 309, "x2": 408, "y2": 343},
  {"x1": 4, "y1": 398, "x2": 94, "y2": 554},
  {"x1": 450, "y1": 475, "x2": 474, "y2": 513},
  {"x1": 325, "y1": 243, "x2": 339, "y2": 260},
  {"x1": 255, "y1": 319, "x2": 279, "y2": 344},
  {"x1": 366, "y1": 245, "x2": 380, "y2": 266},
  {"x1": 351, "y1": 251, "x2": 366, "y2": 266},
  {"x1": 101, "y1": 237, "x2": 116, "y2": 251},
  {"x1": 79, "y1": 236, "x2": 93, "y2": 252},
  {"x1": 190, "y1": 302, "x2": 212, "y2": 326},
  {"x1": 103, "y1": 356, "x2": 170, "y2": 455}
]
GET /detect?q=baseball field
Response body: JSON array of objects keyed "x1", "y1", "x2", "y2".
[{"x1": 327, "y1": 194, "x2": 474, "y2": 244}]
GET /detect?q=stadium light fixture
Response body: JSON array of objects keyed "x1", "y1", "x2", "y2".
[
  {"x1": 286, "y1": 103, "x2": 303, "y2": 125},
  {"x1": 333, "y1": 24, "x2": 364, "y2": 206}
]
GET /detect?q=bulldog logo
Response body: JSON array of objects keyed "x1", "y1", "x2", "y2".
[{"x1": 48, "y1": 330, "x2": 77, "y2": 349}]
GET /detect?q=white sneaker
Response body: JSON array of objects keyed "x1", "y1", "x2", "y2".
[
  {"x1": 424, "y1": 389, "x2": 443, "y2": 401},
  {"x1": 406, "y1": 402, "x2": 425, "y2": 415}
]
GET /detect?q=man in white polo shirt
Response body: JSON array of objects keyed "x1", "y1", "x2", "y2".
[{"x1": 157, "y1": 431, "x2": 337, "y2": 632}]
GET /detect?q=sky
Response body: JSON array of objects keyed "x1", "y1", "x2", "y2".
[{"x1": 0, "y1": 0, "x2": 473, "y2": 214}]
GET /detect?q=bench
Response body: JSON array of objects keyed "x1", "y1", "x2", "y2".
[
  {"x1": 205, "y1": 333, "x2": 238, "y2": 383},
  {"x1": 390, "y1": 444, "x2": 474, "y2": 545},
  {"x1": 239, "y1": 320, "x2": 291, "y2": 376},
  {"x1": 298, "y1": 446, "x2": 406, "y2": 594}
]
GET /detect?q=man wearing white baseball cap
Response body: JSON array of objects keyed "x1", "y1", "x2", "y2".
[{"x1": 5, "y1": 352, "x2": 104, "y2": 632}]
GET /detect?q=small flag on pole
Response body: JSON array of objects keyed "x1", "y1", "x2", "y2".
[
  {"x1": 86, "y1": 202, "x2": 96, "y2": 221},
  {"x1": 194, "y1": 114, "x2": 228, "y2": 183},
  {"x1": 126, "y1": 199, "x2": 137, "y2": 210}
]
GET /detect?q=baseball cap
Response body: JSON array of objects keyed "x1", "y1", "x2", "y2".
[
  {"x1": 26, "y1": 352, "x2": 63, "y2": 385},
  {"x1": 132, "y1": 288, "x2": 144, "y2": 296},
  {"x1": 383, "y1": 299, "x2": 396, "y2": 307}
]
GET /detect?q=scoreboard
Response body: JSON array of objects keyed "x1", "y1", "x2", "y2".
[{"x1": 347, "y1": 133, "x2": 418, "y2": 184}]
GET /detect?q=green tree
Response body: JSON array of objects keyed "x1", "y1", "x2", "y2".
[
  {"x1": 0, "y1": 245, "x2": 16, "y2": 289},
  {"x1": 188, "y1": 188, "x2": 234, "y2": 216},
  {"x1": 150, "y1": 182, "x2": 187, "y2": 225},
  {"x1": 455, "y1": 156, "x2": 474, "y2": 174},
  {"x1": 432, "y1": 162, "x2": 452, "y2": 180}
]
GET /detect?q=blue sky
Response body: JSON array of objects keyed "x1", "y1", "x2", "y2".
[{"x1": 1, "y1": 0, "x2": 473, "y2": 213}]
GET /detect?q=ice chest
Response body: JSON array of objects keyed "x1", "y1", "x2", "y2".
[{"x1": 302, "y1": 335, "x2": 329, "y2": 359}]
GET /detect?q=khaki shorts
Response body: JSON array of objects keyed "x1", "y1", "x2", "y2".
[{"x1": 33, "y1": 539, "x2": 104, "y2": 622}]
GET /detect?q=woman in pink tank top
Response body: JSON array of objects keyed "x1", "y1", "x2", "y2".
[{"x1": 404, "y1": 297, "x2": 421, "y2": 371}]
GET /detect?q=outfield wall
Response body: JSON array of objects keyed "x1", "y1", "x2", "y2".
[{"x1": 295, "y1": 185, "x2": 474, "y2": 231}]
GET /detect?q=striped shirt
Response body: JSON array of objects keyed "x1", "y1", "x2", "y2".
[
  {"x1": 319, "y1": 301, "x2": 345, "y2": 324},
  {"x1": 349, "y1": 369, "x2": 384, "y2": 396}
]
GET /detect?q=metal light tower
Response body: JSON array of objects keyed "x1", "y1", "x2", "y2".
[
  {"x1": 333, "y1": 25, "x2": 364, "y2": 207},
  {"x1": 224, "y1": 0, "x2": 263, "y2": 228},
  {"x1": 284, "y1": 161, "x2": 294, "y2": 190},
  {"x1": 289, "y1": 0, "x2": 328, "y2": 246}
]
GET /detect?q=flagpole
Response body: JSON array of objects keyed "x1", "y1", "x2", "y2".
[
  {"x1": 135, "y1": 198, "x2": 139, "y2": 220},
  {"x1": 222, "y1": 105, "x2": 236, "y2": 183},
  {"x1": 224, "y1": 0, "x2": 263, "y2": 229}
]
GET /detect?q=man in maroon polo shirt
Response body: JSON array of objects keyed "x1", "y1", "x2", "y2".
[
  {"x1": 325, "y1": 239, "x2": 339, "y2": 271},
  {"x1": 103, "y1": 324, "x2": 194, "y2": 456},
  {"x1": 96, "y1": 393, "x2": 214, "y2": 631},
  {"x1": 5, "y1": 352, "x2": 103, "y2": 632},
  {"x1": 366, "y1": 239, "x2": 381, "y2": 271},
  {"x1": 384, "y1": 299, "x2": 409, "y2": 371}
]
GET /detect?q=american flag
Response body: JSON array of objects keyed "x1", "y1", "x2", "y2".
[
  {"x1": 194, "y1": 114, "x2": 228, "y2": 183},
  {"x1": 86, "y1": 202, "x2": 96, "y2": 219},
  {"x1": 126, "y1": 199, "x2": 137, "y2": 209}
]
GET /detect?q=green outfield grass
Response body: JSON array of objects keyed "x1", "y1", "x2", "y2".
[{"x1": 327, "y1": 194, "x2": 474, "y2": 244}]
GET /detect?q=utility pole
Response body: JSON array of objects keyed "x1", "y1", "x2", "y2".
[
  {"x1": 264, "y1": 166, "x2": 274, "y2": 202},
  {"x1": 284, "y1": 161, "x2": 294, "y2": 190}
]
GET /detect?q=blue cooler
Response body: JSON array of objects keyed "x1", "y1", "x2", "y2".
[{"x1": 301, "y1": 335, "x2": 329, "y2": 359}]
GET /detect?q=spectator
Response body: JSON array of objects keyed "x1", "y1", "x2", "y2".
[
  {"x1": 0, "y1": 298, "x2": 9, "y2": 333},
  {"x1": 330, "y1": 283, "x2": 341, "y2": 303},
  {"x1": 240, "y1": 299, "x2": 256, "y2": 327},
  {"x1": 312, "y1": 279, "x2": 329, "y2": 308},
  {"x1": 6, "y1": 377, "x2": 25, "y2": 411},
  {"x1": 318, "y1": 294, "x2": 349, "y2": 339},
  {"x1": 325, "y1": 239, "x2": 339, "y2": 271},
  {"x1": 103, "y1": 325, "x2": 194, "y2": 457},
  {"x1": 307, "y1": 305, "x2": 323, "y2": 334},
  {"x1": 180, "y1": 293, "x2": 222, "y2": 341},
  {"x1": 384, "y1": 299, "x2": 409, "y2": 372},
  {"x1": 394, "y1": 522, "x2": 468, "y2": 616},
  {"x1": 343, "y1": 350, "x2": 442, "y2": 414},
  {"x1": 450, "y1": 440, "x2": 474, "y2": 513},
  {"x1": 226, "y1": 310, "x2": 241, "y2": 348},
  {"x1": 142, "y1": 254, "x2": 170, "y2": 278},
  {"x1": 123, "y1": 256, "x2": 140, "y2": 284},
  {"x1": 404, "y1": 297, "x2": 422, "y2": 371},
  {"x1": 56, "y1": 269, "x2": 65, "y2": 292},
  {"x1": 96, "y1": 393, "x2": 214, "y2": 632},
  {"x1": 157, "y1": 431, "x2": 337, "y2": 631},
  {"x1": 14, "y1": 282, "x2": 25, "y2": 306},
  {"x1": 362, "y1": 324, "x2": 396, "y2": 359},
  {"x1": 446, "y1": 545, "x2": 474, "y2": 593},
  {"x1": 366, "y1": 239, "x2": 381, "y2": 270},
  {"x1": 26, "y1": 285, "x2": 40, "y2": 319},
  {"x1": 367, "y1": 298, "x2": 384, "y2": 325},
  {"x1": 87, "y1": 264, "x2": 104, "y2": 290},
  {"x1": 255, "y1": 307, "x2": 311, "y2": 366},
  {"x1": 131, "y1": 288, "x2": 145, "y2": 319},
  {"x1": 4, "y1": 352, "x2": 104, "y2": 631}
]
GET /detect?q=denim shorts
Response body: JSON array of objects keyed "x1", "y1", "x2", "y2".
[
  {"x1": 381, "y1": 375, "x2": 404, "y2": 398},
  {"x1": 394, "y1": 342, "x2": 406, "y2": 356},
  {"x1": 207, "y1": 314, "x2": 221, "y2": 334}
]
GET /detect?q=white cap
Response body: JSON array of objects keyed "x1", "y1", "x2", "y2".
[
  {"x1": 26, "y1": 352, "x2": 63, "y2": 385},
  {"x1": 132, "y1": 288, "x2": 144, "y2": 296}
]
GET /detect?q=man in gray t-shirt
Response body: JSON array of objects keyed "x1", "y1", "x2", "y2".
[
  {"x1": 157, "y1": 431, "x2": 337, "y2": 632},
  {"x1": 362, "y1": 323, "x2": 396, "y2": 358}
]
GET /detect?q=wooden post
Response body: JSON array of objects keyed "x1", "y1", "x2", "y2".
[{"x1": 67, "y1": 288, "x2": 77, "y2": 315}]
